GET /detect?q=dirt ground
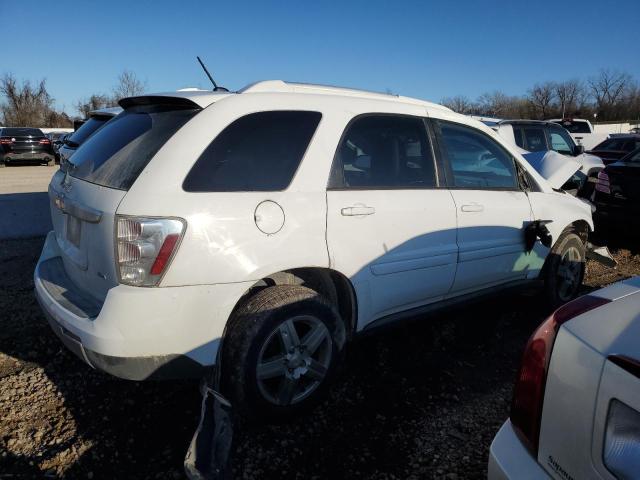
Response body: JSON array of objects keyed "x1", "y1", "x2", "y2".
[{"x1": 1, "y1": 235, "x2": 639, "y2": 479}]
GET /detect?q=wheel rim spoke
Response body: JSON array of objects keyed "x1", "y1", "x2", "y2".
[
  {"x1": 257, "y1": 357, "x2": 286, "y2": 380},
  {"x1": 279, "y1": 319, "x2": 300, "y2": 352},
  {"x1": 301, "y1": 322, "x2": 328, "y2": 355},
  {"x1": 277, "y1": 377, "x2": 297, "y2": 405},
  {"x1": 305, "y1": 359, "x2": 327, "y2": 381}
]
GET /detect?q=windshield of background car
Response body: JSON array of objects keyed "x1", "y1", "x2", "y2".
[
  {"x1": 69, "y1": 105, "x2": 199, "y2": 190},
  {"x1": 65, "y1": 116, "x2": 112, "y2": 147},
  {"x1": 1, "y1": 127, "x2": 44, "y2": 137},
  {"x1": 548, "y1": 126, "x2": 575, "y2": 155},
  {"x1": 626, "y1": 148, "x2": 640, "y2": 163},
  {"x1": 555, "y1": 120, "x2": 591, "y2": 134}
]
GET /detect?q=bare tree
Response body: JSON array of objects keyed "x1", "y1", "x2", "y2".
[
  {"x1": 112, "y1": 70, "x2": 146, "y2": 101},
  {"x1": 75, "y1": 94, "x2": 114, "y2": 118},
  {"x1": 588, "y1": 69, "x2": 632, "y2": 120},
  {"x1": 555, "y1": 80, "x2": 585, "y2": 118},
  {"x1": 441, "y1": 95, "x2": 475, "y2": 114},
  {"x1": 527, "y1": 82, "x2": 556, "y2": 119},
  {"x1": 0, "y1": 73, "x2": 68, "y2": 127}
]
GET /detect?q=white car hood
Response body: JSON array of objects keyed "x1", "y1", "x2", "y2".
[
  {"x1": 577, "y1": 153, "x2": 605, "y2": 173},
  {"x1": 519, "y1": 149, "x2": 582, "y2": 189}
]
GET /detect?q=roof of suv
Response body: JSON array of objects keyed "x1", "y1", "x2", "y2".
[{"x1": 128, "y1": 80, "x2": 453, "y2": 112}]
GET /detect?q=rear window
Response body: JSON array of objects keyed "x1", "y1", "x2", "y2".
[
  {"x1": 554, "y1": 120, "x2": 591, "y2": 134},
  {"x1": 183, "y1": 111, "x2": 322, "y2": 192},
  {"x1": 65, "y1": 116, "x2": 112, "y2": 147},
  {"x1": 69, "y1": 105, "x2": 199, "y2": 190},
  {"x1": 1, "y1": 127, "x2": 44, "y2": 137}
]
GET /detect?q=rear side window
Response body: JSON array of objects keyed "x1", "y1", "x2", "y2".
[
  {"x1": 70, "y1": 105, "x2": 199, "y2": 190},
  {"x1": 183, "y1": 111, "x2": 321, "y2": 192},
  {"x1": 66, "y1": 116, "x2": 111, "y2": 147},
  {"x1": 438, "y1": 121, "x2": 518, "y2": 189},
  {"x1": 330, "y1": 115, "x2": 436, "y2": 189}
]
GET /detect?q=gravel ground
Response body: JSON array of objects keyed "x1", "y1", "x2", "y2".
[{"x1": 1, "y1": 235, "x2": 639, "y2": 479}]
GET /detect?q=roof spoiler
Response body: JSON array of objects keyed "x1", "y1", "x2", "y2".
[{"x1": 119, "y1": 95, "x2": 202, "y2": 110}]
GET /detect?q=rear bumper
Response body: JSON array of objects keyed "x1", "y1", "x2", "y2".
[
  {"x1": 34, "y1": 231, "x2": 254, "y2": 380},
  {"x1": 1, "y1": 151, "x2": 54, "y2": 163},
  {"x1": 488, "y1": 421, "x2": 548, "y2": 479}
]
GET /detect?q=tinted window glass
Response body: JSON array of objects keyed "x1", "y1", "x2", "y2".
[
  {"x1": 70, "y1": 105, "x2": 198, "y2": 190},
  {"x1": 184, "y1": 111, "x2": 321, "y2": 192},
  {"x1": 548, "y1": 126, "x2": 575, "y2": 155},
  {"x1": 513, "y1": 127, "x2": 525, "y2": 148},
  {"x1": 1, "y1": 127, "x2": 44, "y2": 137},
  {"x1": 332, "y1": 115, "x2": 435, "y2": 189},
  {"x1": 439, "y1": 122, "x2": 518, "y2": 189},
  {"x1": 594, "y1": 137, "x2": 634, "y2": 151},
  {"x1": 627, "y1": 148, "x2": 640, "y2": 163},
  {"x1": 66, "y1": 116, "x2": 111, "y2": 147},
  {"x1": 555, "y1": 120, "x2": 590, "y2": 134},
  {"x1": 523, "y1": 127, "x2": 547, "y2": 152}
]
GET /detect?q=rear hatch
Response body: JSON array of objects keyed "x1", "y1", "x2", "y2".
[
  {"x1": 1, "y1": 127, "x2": 51, "y2": 155},
  {"x1": 49, "y1": 101, "x2": 201, "y2": 302}
]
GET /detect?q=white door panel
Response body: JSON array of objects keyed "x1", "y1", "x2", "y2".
[
  {"x1": 449, "y1": 190, "x2": 533, "y2": 294},
  {"x1": 327, "y1": 189, "x2": 458, "y2": 328}
]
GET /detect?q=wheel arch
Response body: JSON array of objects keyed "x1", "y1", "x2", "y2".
[{"x1": 229, "y1": 267, "x2": 358, "y2": 342}]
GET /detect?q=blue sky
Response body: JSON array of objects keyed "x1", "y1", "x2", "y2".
[{"x1": 3, "y1": 0, "x2": 639, "y2": 114}]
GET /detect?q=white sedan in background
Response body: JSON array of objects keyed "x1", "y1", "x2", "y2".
[{"x1": 489, "y1": 276, "x2": 640, "y2": 479}]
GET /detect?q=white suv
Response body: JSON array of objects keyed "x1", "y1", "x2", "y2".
[{"x1": 35, "y1": 80, "x2": 594, "y2": 417}]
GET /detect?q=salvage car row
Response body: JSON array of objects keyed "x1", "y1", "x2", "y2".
[{"x1": 15, "y1": 81, "x2": 640, "y2": 479}]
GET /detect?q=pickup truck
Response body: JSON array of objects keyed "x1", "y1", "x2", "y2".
[{"x1": 548, "y1": 118, "x2": 609, "y2": 151}]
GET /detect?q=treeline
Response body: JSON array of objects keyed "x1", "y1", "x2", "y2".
[
  {"x1": 441, "y1": 69, "x2": 640, "y2": 122},
  {"x1": 0, "y1": 70, "x2": 146, "y2": 128}
]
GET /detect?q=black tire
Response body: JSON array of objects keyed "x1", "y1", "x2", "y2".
[
  {"x1": 221, "y1": 285, "x2": 345, "y2": 420},
  {"x1": 544, "y1": 232, "x2": 586, "y2": 308}
]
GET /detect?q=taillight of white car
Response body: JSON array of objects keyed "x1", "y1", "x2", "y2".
[
  {"x1": 115, "y1": 216, "x2": 186, "y2": 287},
  {"x1": 604, "y1": 393, "x2": 640, "y2": 479},
  {"x1": 595, "y1": 170, "x2": 611, "y2": 194},
  {"x1": 510, "y1": 295, "x2": 611, "y2": 454}
]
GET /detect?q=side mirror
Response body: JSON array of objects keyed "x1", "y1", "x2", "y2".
[{"x1": 574, "y1": 144, "x2": 585, "y2": 155}]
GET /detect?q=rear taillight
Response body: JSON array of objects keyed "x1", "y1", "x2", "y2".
[
  {"x1": 595, "y1": 170, "x2": 611, "y2": 194},
  {"x1": 604, "y1": 400, "x2": 640, "y2": 478},
  {"x1": 39, "y1": 138, "x2": 51, "y2": 145},
  {"x1": 510, "y1": 294, "x2": 611, "y2": 454},
  {"x1": 0, "y1": 138, "x2": 12, "y2": 145},
  {"x1": 115, "y1": 216, "x2": 185, "y2": 287}
]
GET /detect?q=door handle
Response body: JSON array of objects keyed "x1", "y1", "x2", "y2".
[
  {"x1": 461, "y1": 203, "x2": 484, "y2": 213},
  {"x1": 341, "y1": 205, "x2": 375, "y2": 216}
]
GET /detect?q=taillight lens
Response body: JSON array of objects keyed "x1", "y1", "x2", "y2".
[
  {"x1": 510, "y1": 294, "x2": 611, "y2": 454},
  {"x1": 604, "y1": 400, "x2": 640, "y2": 478},
  {"x1": 115, "y1": 216, "x2": 185, "y2": 287},
  {"x1": 39, "y1": 138, "x2": 51, "y2": 145},
  {"x1": 595, "y1": 170, "x2": 611, "y2": 194},
  {"x1": 0, "y1": 138, "x2": 12, "y2": 145}
]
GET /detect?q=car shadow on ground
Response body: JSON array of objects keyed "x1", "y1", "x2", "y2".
[{"x1": 0, "y1": 237, "x2": 562, "y2": 479}]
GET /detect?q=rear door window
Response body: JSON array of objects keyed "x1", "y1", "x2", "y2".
[
  {"x1": 548, "y1": 126, "x2": 575, "y2": 155},
  {"x1": 70, "y1": 105, "x2": 199, "y2": 190},
  {"x1": 329, "y1": 115, "x2": 436, "y2": 189},
  {"x1": 183, "y1": 111, "x2": 321, "y2": 192}
]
